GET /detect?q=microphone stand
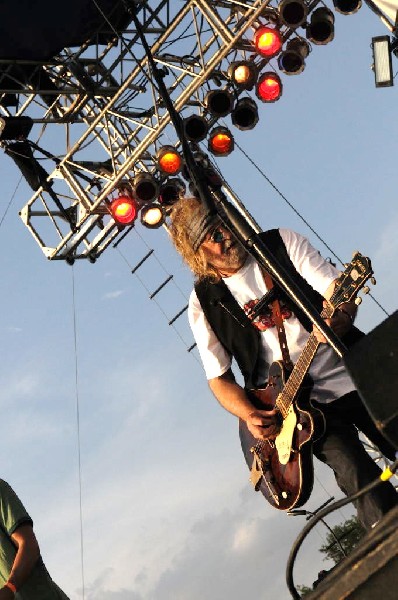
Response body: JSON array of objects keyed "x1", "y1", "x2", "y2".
[{"x1": 128, "y1": 4, "x2": 347, "y2": 359}]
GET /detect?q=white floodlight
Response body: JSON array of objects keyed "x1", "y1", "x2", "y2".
[{"x1": 372, "y1": 35, "x2": 393, "y2": 87}]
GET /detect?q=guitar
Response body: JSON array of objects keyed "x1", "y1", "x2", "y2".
[{"x1": 239, "y1": 252, "x2": 375, "y2": 511}]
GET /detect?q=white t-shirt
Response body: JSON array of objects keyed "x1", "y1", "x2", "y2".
[{"x1": 188, "y1": 229, "x2": 356, "y2": 404}]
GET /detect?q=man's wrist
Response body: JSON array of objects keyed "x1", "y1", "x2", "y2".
[{"x1": 4, "y1": 581, "x2": 17, "y2": 595}]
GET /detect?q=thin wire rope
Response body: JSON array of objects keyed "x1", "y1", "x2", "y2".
[
  {"x1": 71, "y1": 267, "x2": 86, "y2": 600},
  {"x1": 0, "y1": 174, "x2": 23, "y2": 229},
  {"x1": 234, "y1": 139, "x2": 390, "y2": 318}
]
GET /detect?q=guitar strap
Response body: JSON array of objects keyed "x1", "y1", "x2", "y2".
[{"x1": 261, "y1": 269, "x2": 293, "y2": 371}]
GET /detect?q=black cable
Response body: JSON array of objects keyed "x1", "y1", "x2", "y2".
[{"x1": 286, "y1": 458, "x2": 398, "y2": 599}]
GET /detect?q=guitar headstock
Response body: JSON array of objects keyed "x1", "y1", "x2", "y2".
[{"x1": 330, "y1": 252, "x2": 375, "y2": 310}]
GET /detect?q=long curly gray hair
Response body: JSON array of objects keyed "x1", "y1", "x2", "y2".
[{"x1": 168, "y1": 196, "x2": 220, "y2": 281}]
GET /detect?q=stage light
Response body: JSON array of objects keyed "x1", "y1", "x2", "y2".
[
  {"x1": 306, "y1": 7, "x2": 335, "y2": 45},
  {"x1": 278, "y1": 38, "x2": 310, "y2": 75},
  {"x1": 183, "y1": 114, "x2": 209, "y2": 142},
  {"x1": 254, "y1": 26, "x2": 282, "y2": 58},
  {"x1": 278, "y1": 0, "x2": 308, "y2": 28},
  {"x1": 110, "y1": 194, "x2": 138, "y2": 225},
  {"x1": 0, "y1": 116, "x2": 33, "y2": 141},
  {"x1": 227, "y1": 61, "x2": 258, "y2": 90},
  {"x1": 158, "y1": 178, "x2": 186, "y2": 207},
  {"x1": 204, "y1": 89, "x2": 234, "y2": 117},
  {"x1": 231, "y1": 97, "x2": 259, "y2": 131},
  {"x1": 256, "y1": 72, "x2": 283, "y2": 103},
  {"x1": 156, "y1": 146, "x2": 183, "y2": 175},
  {"x1": 208, "y1": 126, "x2": 234, "y2": 156},
  {"x1": 132, "y1": 172, "x2": 159, "y2": 203},
  {"x1": 141, "y1": 203, "x2": 165, "y2": 229},
  {"x1": 333, "y1": 0, "x2": 362, "y2": 15},
  {"x1": 372, "y1": 35, "x2": 393, "y2": 87}
]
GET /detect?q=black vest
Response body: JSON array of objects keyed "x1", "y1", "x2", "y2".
[{"x1": 195, "y1": 229, "x2": 363, "y2": 389}]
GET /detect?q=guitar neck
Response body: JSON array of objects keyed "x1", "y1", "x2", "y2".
[{"x1": 276, "y1": 303, "x2": 334, "y2": 418}]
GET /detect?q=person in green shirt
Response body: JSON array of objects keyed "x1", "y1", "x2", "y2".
[{"x1": 0, "y1": 479, "x2": 69, "y2": 599}]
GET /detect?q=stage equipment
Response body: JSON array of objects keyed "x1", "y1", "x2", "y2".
[
  {"x1": 278, "y1": 0, "x2": 308, "y2": 28},
  {"x1": 231, "y1": 97, "x2": 259, "y2": 130},
  {"x1": 204, "y1": 89, "x2": 234, "y2": 117},
  {"x1": 156, "y1": 146, "x2": 183, "y2": 175},
  {"x1": 11, "y1": 0, "x2": 289, "y2": 262},
  {"x1": 333, "y1": 0, "x2": 362, "y2": 15},
  {"x1": 253, "y1": 26, "x2": 282, "y2": 57},
  {"x1": 306, "y1": 7, "x2": 335, "y2": 45},
  {"x1": 227, "y1": 60, "x2": 258, "y2": 90},
  {"x1": 110, "y1": 194, "x2": 138, "y2": 225},
  {"x1": 158, "y1": 178, "x2": 185, "y2": 206},
  {"x1": 278, "y1": 38, "x2": 310, "y2": 75},
  {"x1": 256, "y1": 72, "x2": 283, "y2": 102},
  {"x1": 183, "y1": 114, "x2": 209, "y2": 142},
  {"x1": 0, "y1": 116, "x2": 33, "y2": 140},
  {"x1": 132, "y1": 173, "x2": 159, "y2": 203},
  {"x1": 343, "y1": 310, "x2": 398, "y2": 449},
  {"x1": 140, "y1": 203, "x2": 165, "y2": 228},
  {"x1": 372, "y1": 35, "x2": 394, "y2": 87},
  {"x1": 208, "y1": 126, "x2": 234, "y2": 156}
]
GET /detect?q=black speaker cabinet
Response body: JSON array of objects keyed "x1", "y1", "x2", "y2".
[{"x1": 343, "y1": 310, "x2": 398, "y2": 449}]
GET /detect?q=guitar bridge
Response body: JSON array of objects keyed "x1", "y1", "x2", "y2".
[{"x1": 249, "y1": 447, "x2": 279, "y2": 505}]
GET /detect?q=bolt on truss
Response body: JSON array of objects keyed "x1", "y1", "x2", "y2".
[{"x1": 1, "y1": 0, "x2": 309, "y2": 262}]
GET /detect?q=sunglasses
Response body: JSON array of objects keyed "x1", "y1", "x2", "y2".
[{"x1": 209, "y1": 228, "x2": 226, "y2": 243}]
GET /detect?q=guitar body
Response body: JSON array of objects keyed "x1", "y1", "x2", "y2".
[{"x1": 239, "y1": 361, "x2": 326, "y2": 511}]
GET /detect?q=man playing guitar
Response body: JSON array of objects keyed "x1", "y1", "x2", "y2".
[{"x1": 169, "y1": 196, "x2": 398, "y2": 529}]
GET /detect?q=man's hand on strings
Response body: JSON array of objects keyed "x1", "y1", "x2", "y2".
[{"x1": 246, "y1": 409, "x2": 281, "y2": 440}]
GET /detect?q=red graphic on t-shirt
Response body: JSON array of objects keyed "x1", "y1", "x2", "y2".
[{"x1": 243, "y1": 298, "x2": 292, "y2": 332}]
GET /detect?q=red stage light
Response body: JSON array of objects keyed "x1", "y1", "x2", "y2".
[
  {"x1": 254, "y1": 27, "x2": 282, "y2": 58},
  {"x1": 110, "y1": 195, "x2": 137, "y2": 225},
  {"x1": 256, "y1": 72, "x2": 283, "y2": 103},
  {"x1": 156, "y1": 146, "x2": 183, "y2": 175},
  {"x1": 208, "y1": 127, "x2": 234, "y2": 156}
]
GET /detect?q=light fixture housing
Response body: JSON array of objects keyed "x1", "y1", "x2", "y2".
[
  {"x1": 278, "y1": 38, "x2": 310, "y2": 76},
  {"x1": 208, "y1": 126, "x2": 234, "y2": 156},
  {"x1": 254, "y1": 26, "x2": 282, "y2": 58},
  {"x1": 204, "y1": 89, "x2": 234, "y2": 117},
  {"x1": 110, "y1": 195, "x2": 138, "y2": 225},
  {"x1": 231, "y1": 97, "x2": 259, "y2": 131},
  {"x1": 306, "y1": 7, "x2": 335, "y2": 46},
  {"x1": 132, "y1": 172, "x2": 159, "y2": 203},
  {"x1": 278, "y1": 0, "x2": 308, "y2": 28},
  {"x1": 158, "y1": 178, "x2": 186, "y2": 206},
  {"x1": 227, "y1": 61, "x2": 258, "y2": 90},
  {"x1": 372, "y1": 35, "x2": 393, "y2": 88},
  {"x1": 256, "y1": 72, "x2": 283, "y2": 103},
  {"x1": 141, "y1": 203, "x2": 165, "y2": 229},
  {"x1": 183, "y1": 114, "x2": 209, "y2": 142},
  {"x1": 156, "y1": 146, "x2": 183, "y2": 175},
  {"x1": 333, "y1": 0, "x2": 362, "y2": 15}
]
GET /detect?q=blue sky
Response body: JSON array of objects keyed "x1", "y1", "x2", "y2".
[{"x1": 0, "y1": 3, "x2": 397, "y2": 599}]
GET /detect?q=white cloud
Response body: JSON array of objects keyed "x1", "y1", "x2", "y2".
[{"x1": 102, "y1": 290, "x2": 124, "y2": 299}]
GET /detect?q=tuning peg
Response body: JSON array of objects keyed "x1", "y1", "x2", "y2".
[
  {"x1": 355, "y1": 297, "x2": 362, "y2": 306},
  {"x1": 370, "y1": 277, "x2": 376, "y2": 285},
  {"x1": 344, "y1": 263, "x2": 349, "y2": 268},
  {"x1": 362, "y1": 286, "x2": 370, "y2": 294}
]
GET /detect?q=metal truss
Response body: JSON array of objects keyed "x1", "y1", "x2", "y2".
[{"x1": 0, "y1": 0, "x2": 318, "y2": 262}]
